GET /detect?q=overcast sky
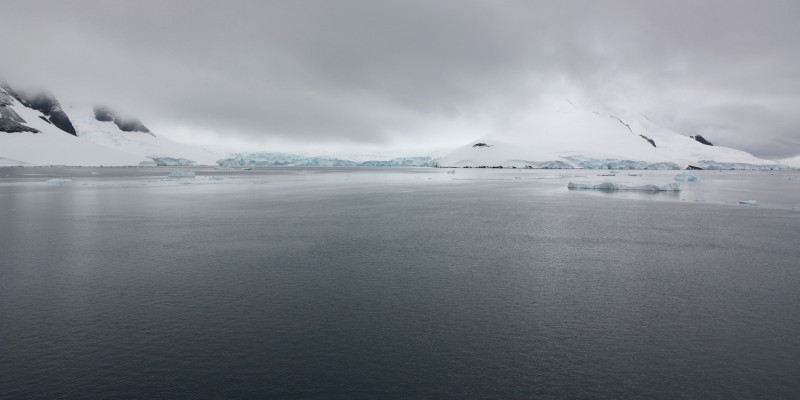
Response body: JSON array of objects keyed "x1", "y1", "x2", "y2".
[{"x1": 2, "y1": 0, "x2": 799, "y2": 159}]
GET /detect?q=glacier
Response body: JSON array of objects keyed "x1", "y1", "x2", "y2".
[{"x1": 217, "y1": 152, "x2": 434, "y2": 167}]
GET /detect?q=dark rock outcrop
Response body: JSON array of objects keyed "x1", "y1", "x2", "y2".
[
  {"x1": 114, "y1": 116, "x2": 150, "y2": 133},
  {"x1": 686, "y1": 165, "x2": 703, "y2": 170},
  {"x1": 93, "y1": 105, "x2": 152, "y2": 134},
  {"x1": 93, "y1": 106, "x2": 114, "y2": 122},
  {"x1": 0, "y1": 105, "x2": 26, "y2": 123},
  {"x1": 473, "y1": 142, "x2": 492, "y2": 148},
  {"x1": 691, "y1": 135, "x2": 714, "y2": 146},
  {"x1": 639, "y1": 134, "x2": 656, "y2": 147},
  {"x1": 0, "y1": 118, "x2": 39, "y2": 133},
  {"x1": 10, "y1": 89, "x2": 77, "y2": 136},
  {"x1": 610, "y1": 115, "x2": 633, "y2": 133}
]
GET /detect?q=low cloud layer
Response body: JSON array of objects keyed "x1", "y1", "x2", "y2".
[{"x1": 3, "y1": 0, "x2": 799, "y2": 158}]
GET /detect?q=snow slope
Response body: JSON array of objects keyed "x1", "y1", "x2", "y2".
[
  {"x1": 67, "y1": 105, "x2": 223, "y2": 166},
  {"x1": 0, "y1": 91, "x2": 152, "y2": 166},
  {"x1": 436, "y1": 101, "x2": 780, "y2": 170}
]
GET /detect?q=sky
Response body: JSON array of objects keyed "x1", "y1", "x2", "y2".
[{"x1": 2, "y1": 0, "x2": 799, "y2": 159}]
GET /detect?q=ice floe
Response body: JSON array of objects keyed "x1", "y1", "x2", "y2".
[
  {"x1": 567, "y1": 182, "x2": 681, "y2": 191},
  {"x1": 674, "y1": 171, "x2": 701, "y2": 182}
]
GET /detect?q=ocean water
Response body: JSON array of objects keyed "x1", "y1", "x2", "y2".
[{"x1": 1, "y1": 167, "x2": 799, "y2": 399}]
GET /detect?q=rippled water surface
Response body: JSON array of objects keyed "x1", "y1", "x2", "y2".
[{"x1": 2, "y1": 167, "x2": 799, "y2": 399}]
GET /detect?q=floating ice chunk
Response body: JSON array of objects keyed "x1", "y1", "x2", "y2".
[
  {"x1": 628, "y1": 173, "x2": 642, "y2": 176},
  {"x1": 167, "y1": 170, "x2": 195, "y2": 178},
  {"x1": 568, "y1": 182, "x2": 681, "y2": 191},
  {"x1": 792, "y1": 207, "x2": 800, "y2": 211},
  {"x1": 447, "y1": 169, "x2": 456, "y2": 174},
  {"x1": 674, "y1": 171, "x2": 701, "y2": 182},
  {"x1": 46, "y1": 178, "x2": 72, "y2": 184},
  {"x1": 90, "y1": 171, "x2": 100, "y2": 175},
  {"x1": 739, "y1": 200, "x2": 759, "y2": 206}
]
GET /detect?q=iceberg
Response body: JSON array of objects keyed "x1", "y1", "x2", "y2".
[
  {"x1": 674, "y1": 171, "x2": 700, "y2": 182},
  {"x1": 46, "y1": 178, "x2": 72, "y2": 184},
  {"x1": 150, "y1": 157, "x2": 197, "y2": 166},
  {"x1": 739, "y1": 200, "x2": 759, "y2": 206},
  {"x1": 568, "y1": 182, "x2": 681, "y2": 191}
]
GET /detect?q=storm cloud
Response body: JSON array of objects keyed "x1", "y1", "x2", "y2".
[{"x1": 2, "y1": 0, "x2": 799, "y2": 158}]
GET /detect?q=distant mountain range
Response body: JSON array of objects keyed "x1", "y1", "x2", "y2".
[
  {"x1": 436, "y1": 101, "x2": 781, "y2": 170},
  {"x1": 0, "y1": 79, "x2": 787, "y2": 169}
]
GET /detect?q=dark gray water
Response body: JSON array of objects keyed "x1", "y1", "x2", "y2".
[{"x1": 2, "y1": 167, "x2": 800, "y2": 399}]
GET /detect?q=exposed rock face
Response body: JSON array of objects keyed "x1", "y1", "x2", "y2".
[
  {"x1": 0, "y1": 90, "x2": 14, "y2": 107},
  {"x1": 9, "y1": 89, "x2": 77, "y2": 136},
  {"x1": 1, "y1": 86, "x2": 40, "y2": 133},
  {"x1": 692, "y1": 134, "x2": 714, "y2": 146},
  {"x1": 639, "y1": 134, "x2": 656, "y2": 147},
  {"x1": 93, "y1": 106, "x2": 114, "y2": 122},
  {"x1": 1, "y1": 105, "x2": 26, "y2": 123},
  {"x1": 93, "y1": 105, "x2": 152, "y2": 134},
  {"x1": 114, "y1": 117, "x2": 150, "y2": 133},
  {"x1": 0, "y1": 118, "x2": 39, "y2": 133}
]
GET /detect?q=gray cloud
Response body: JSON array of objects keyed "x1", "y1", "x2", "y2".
[{"x1": 2, "y1": 0, "x2": 799, "y2": 158}]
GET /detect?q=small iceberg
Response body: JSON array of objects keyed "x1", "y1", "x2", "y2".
[
  {"x1": 739, "y1": 200, "x2": 759, "y2": 206},
  {"x1": 568, "y1": 182, "x2": 681, "y2": 191},
  {"x1": 674, "y1": 171, "x2": 701, "y2": 182},
  {"x1": 90, "y1": 171, "x2": 100, "y2": 175},
  {"x1": 46, "y1": 178, "x2": 72, "y2": 184},
  {"x1": 447, "y1": 169, "x2": 456, "y2": 174},
  {"x1": 167, "y1": 170, "x2": 195, "y2": 178}
]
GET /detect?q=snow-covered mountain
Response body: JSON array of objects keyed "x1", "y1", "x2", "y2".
[
  {"x1": 1, "y1": 80, "x2": 786, "y2": 169},
  {"x1": 0, "y1": 81, "x2": 222, "y2": 166},
  {"x1": 66, "y1": 104, "x2": 222, "y2": 166},
  {"x1": 1, "y1": 83, "x2": 152, "y2": 166},
  {"x1": 436, "y1": 101, "x2": 782, "y2": 170}
]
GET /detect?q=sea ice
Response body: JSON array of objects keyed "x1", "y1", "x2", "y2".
[
  {"x1": 567, "y1": 182, "x2": 681, "y2": 191},
  {"x1": 167, "y1": 170, "x2": 195, "y2": 178},
  {"x1": 674, "y1": 171, "x2": 701, "y2": 182}
]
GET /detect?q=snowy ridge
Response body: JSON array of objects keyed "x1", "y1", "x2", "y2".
[
  {"x1": 436, "y1": 101, "x2": 782, "y2": 170},
  {"x1": 0, "y1": 87, "x2": 152, "y2": 166},
  {"x1": 67, "y1": 105, "x2": 223, "y2": 166},
  {"x1": 1, "y1": 79, "x2": 228, "y2": 166}
]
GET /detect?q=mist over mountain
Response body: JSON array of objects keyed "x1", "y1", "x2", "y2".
[{"x1": 0, "y1": 79, "x2": 788, "y2": 169}]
